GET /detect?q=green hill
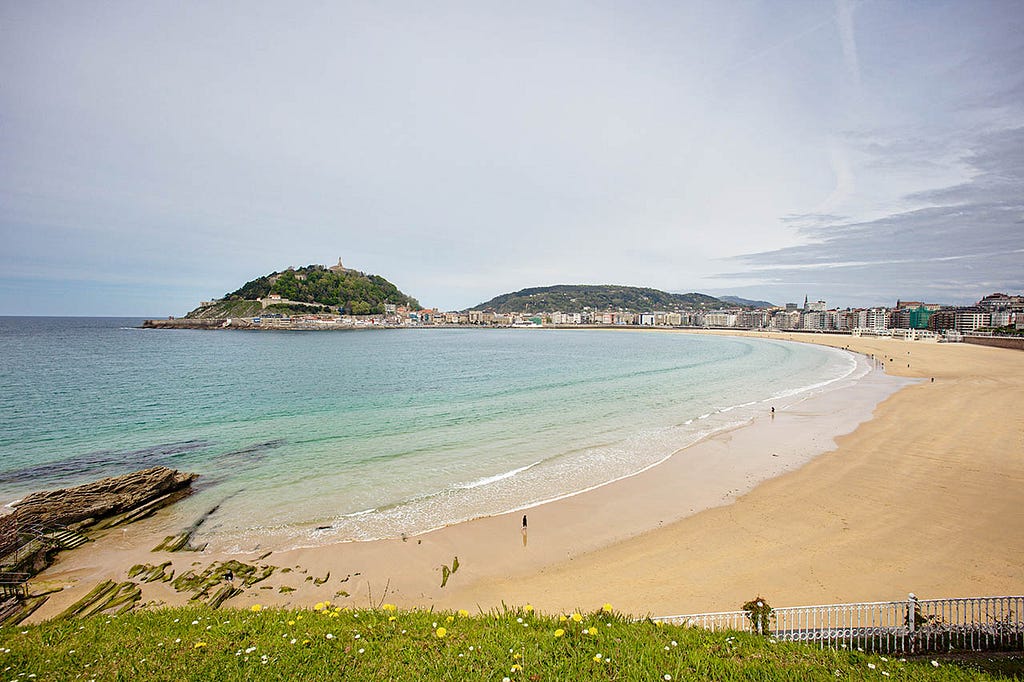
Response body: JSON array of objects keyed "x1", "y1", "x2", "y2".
[
  {"x1": 718, "y1": 295, "x2": 776, "y2": 309},
  {"x1": 186, "y1": 264, "x2": 420, "y2": 318},
  {"x1": 469, "y1": 285, "x2": 726, "y2": 314}
]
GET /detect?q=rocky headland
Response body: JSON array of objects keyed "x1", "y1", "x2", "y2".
[{"x1": 0, "y1": 467, "x2": 198, "y2": 623}]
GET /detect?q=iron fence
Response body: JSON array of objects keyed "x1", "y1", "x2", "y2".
[{"x1": 652, "y1": 594, "x2": 1024, "y2": 654}]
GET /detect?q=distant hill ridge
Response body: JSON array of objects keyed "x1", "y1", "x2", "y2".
[
  {"x1": 717, "y1": 295, "x2": 776, "y2": 309},
  {"x1": 469, "y1": 284, "x2": 727, "y2": 314},
  {"x1": 185, "y1": 260, "x2": 420, "y2": 319}
]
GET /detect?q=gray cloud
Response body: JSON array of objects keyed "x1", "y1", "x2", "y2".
[
  {"x1": 719, "y1": 127, "x2": 1024, "y2": 306},
  {"x1": 3, "y1": 2, "x2": 1023, "y2": 314}
]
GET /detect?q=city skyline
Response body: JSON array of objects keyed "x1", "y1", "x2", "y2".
[{"x1": 3, "y1": 1, "x2": 1023, "y2": 316}]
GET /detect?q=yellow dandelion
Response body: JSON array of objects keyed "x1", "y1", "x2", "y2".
[
  {"x1": 510, "y1": 664, "x2": 522, "y2": 672},
  {"x1": 287, "y1": 620, "x2": 295, "y2": 626},
  {"x1": 324, "y1": 600, "x2": 332, "y2": 607},
  {"x1": 314, "y1": 602, "x2": 325, "y2": 611},
  {"x1": 382, "y1": 603, "x2": 396, "y2": 612},
  {"x1": 435, "y1": 626, "x2": 447, "y2": 638},
  {"x1": 602, "y1": 603, "x2": 613, "y2": 613},
  {"x1": 523, "y1": 604, "x2": 534, "y2": 613},
  {"x1": 458, "y1": 609, "x2": 469, "y2": 617},
  {"x1": 250, "y1": 604, "x2": 262, "y2": 612},
  {"x1": 388, "y1": 616, "x2": 397, "y2": 622},
  {"x1": 559, "y1": 614, "x2": 568, "y2": 622},
  {"x1": 571, "y1": 613, "x2": 583, "y2": 623},
  {"x1": 513, "y1": 652, "x2": 522, "y2": 660},
  {"x1": 554, "y1": 628, "x2": 565, "y2": 637},
  {"x1": 446, "y1": 615, "x2": 454, "y2": 623},
  {"x1": 588, "y1": 626, "x2": 598, "y2": 636},
  {"x1": 593, "y1": 653, "x2": 603, "y2": 662},
  {"x1": 193, "y1": 642, "x2": 207, "y2": 649}
]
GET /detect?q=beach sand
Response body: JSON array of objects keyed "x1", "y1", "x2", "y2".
[{"x1": 26, "y1": 333, "x2": 1024, "y2": 621}]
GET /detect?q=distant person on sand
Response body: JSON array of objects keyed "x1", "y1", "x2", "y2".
[
  {"x1": 225, "y1": 569, "x2": 234, "y2": 584},
  {"x1": 522, "y1": 515, "x2": 528, "y2": 529}
]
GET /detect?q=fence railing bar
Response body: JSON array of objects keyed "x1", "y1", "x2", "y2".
[{"x1": 650, "y1": 594, "x2": 1024, "y2": 654}]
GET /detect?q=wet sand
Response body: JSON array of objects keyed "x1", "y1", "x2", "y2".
[{"x1": 26, "y1": 333, "x2": 1024, "y2": 621}]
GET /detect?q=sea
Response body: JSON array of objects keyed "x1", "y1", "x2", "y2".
[{"x1": 0, "y1": 317, "x2": 868, "y2": 551}]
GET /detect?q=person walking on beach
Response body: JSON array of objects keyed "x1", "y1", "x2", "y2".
[{"x1": 522, "y1": 515, "x2": 528, "y2": 529}]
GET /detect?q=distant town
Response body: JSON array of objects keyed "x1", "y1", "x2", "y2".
[{"x1": 154, "y1": 291, "x2": 1024, "y2": 342}]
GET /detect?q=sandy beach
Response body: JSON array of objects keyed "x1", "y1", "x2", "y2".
[{"x1": 26, "y1": 332, "x2": 1024, "y2": 622}]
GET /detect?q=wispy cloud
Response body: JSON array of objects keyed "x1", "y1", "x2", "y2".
[
  {"x1": 835, "y1": 0, "x2": 861, "y2": 88},
  {"x1": 719, "y1": 127, "x2": 1024, "y2": 305}
]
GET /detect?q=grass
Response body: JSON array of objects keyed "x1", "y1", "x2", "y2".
[{"x1": 0, "y1": 603, "x2": 1018, "y2": 681}]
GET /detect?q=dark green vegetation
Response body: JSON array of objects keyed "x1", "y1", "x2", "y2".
[
  {"x1": 719, "y1": 295, "x2": 777, "y2": 309},
  {"x1": 186, "y1": 264, "x2": 420, "y2": 318},
  {"x1": 3, "y1": 604, "x2": 1011, "y2": 681},
  {"x1": 470, "y1": 284, "x2": 726, "y2": 314}
]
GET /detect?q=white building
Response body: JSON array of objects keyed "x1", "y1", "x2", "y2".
[
  {"x1": 954, "y1": 309, "x2": 989, "y2": 331},
  {"x1": 702, "y1": 312, "x2": 737, "y2": 327}
]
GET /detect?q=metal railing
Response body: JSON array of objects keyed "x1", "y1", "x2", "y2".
[
  {"x1": 0, "y1": 522, "x2": 75, "y2": 569},
  {"x1": 653, "y1": 594, "x2": 1024, "y2": 654},
  {"x1": 0, "y1": 572, "x2": 30, "y2": 599}
]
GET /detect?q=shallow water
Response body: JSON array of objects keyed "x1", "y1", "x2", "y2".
[{"x1": 0, "y1": 318, "x2": 861, "y2": 549}]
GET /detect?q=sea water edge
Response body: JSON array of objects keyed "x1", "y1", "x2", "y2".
[{"x1": 0, "y1": 317, "x2": 879, "y2": 551}]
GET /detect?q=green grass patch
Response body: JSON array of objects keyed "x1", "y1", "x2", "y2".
[{"x1": 1, "y1": 604, "x2": 1013, "y2": 681}]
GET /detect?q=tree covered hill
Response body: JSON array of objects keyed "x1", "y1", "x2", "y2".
[
  {"x1": 469, "y1": 285, "x2": 726, "y2": 314},
  {"x1": 186, "y1": 264, "x2": 420, "y2": 318},
  {"x1": 718, "y1": 295, "x2": 776, "y2": 309}
]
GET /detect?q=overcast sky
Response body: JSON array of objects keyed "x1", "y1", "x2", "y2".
[{"x1": 2, "y1": 1, "x2": 1022, "y2": 315}]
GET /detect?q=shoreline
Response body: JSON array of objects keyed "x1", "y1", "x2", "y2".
[
  {"x1": 268, "y1": 339, "x2": 873, "y2": 548},
  {"x1": 25, "y1": 332, "x2": 1024, "y2": 622}
]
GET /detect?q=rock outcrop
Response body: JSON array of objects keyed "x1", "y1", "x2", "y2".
[
  {"x1": 142, "y1": 318, "x2": 245, "y2": 329},
  {"x1": 12, "y1": 467, "x2": 198, "y2": 529}
]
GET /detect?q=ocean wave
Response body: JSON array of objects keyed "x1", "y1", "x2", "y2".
[{"x1": 456, "y1": 460, "x2": 542, "y2": 490}]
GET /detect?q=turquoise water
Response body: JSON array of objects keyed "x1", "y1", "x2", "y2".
[{"x1": 0, "y1": 317, "x2": 860, "y2": 550}]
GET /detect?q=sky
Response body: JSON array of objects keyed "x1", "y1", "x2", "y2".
[{"x1": 2, "y1": 1, "x2": 1022, "y2": 316}]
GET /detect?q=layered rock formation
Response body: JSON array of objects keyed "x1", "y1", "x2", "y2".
[{"x1": 12, "y1": 466, "x2": 198, "y2": 528}]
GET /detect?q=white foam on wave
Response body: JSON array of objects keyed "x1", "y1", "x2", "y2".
[
  {"x1": 456, "y1": 460, "x2": 542, "y2": 490},
  {"x1": 340, "y1": 508, "x2": 377, "y2": 518},
  {"x1": 769, "y1": 349, "x2": 861, "y2": 403}
]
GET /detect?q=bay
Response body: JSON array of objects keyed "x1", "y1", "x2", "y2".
[{"x1": 0, "y1": 317, "x2": 862, "y2": 550}]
